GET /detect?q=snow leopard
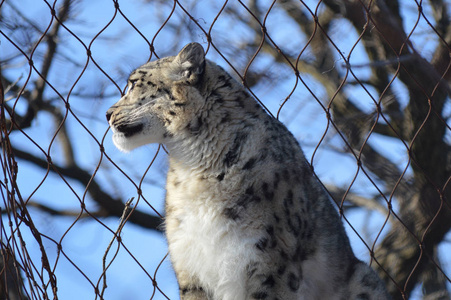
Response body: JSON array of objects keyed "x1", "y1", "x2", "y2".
[{"x1": 106, "y1": 42, "x2": 391, "y2": 300}]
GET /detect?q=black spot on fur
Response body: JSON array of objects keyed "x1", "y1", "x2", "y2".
[
  {"x1": 361, "y1": 273, "x2": 379, "y2": 289},
  {"x1": 256, "y1": 226, "x2": 277, "y2": 250},
  {"x1": 187, "y1": 117, "x2": 203, "y2": 134},
  {"x1": 235, "y1": 96, "x2": 246, "y2": 108},
  {"x1": 138, "y1": 70, "x2": 147, "y2": 75},
  {"x1": 245, "y1": 186, "x2": 254, "y2": 196},
  {"x1": 220, "y1": 113, "x2": 230, "y2": 124},
  {"x1": 287, "y1": 213, "x2": 302, "y2": 237},
  {"x1": 197, "y1": 117, "x2": 203, "y2": 129},
  {"x1": 180, "y1": 286, "x2": 203, "y2": 295},
  {"x1": 224, "y1": 207, "x2": 240, "y2": 220},
  {"x1": 208, "y1": 90, "x2": 221, "y2": 101},
  {"x1": 215, "y1": 76, "x2": 233, "y2": 90},
  {"x1": 251, "y1": 291, "x2": 268, "y2": 299},
  {"x1": 223, "y1": 185, "x2": 260, "y2": 220},
  {"x1": 247, "y1": 263, "x2": 258, "y2": 278},
  {"x1": 273, "y1": 172, "x2": 280, "y2": 189},
  {"x1": 287, "y1": 272, "x2": 300, "y2": 292},
  {"x1": 255, "y1": 238, "x2": 268, "y2": 251},
  {"x1": 266, "y1": 225, "x2": 274, "y2": 236},
  {"x1": 268, "y1": 234, "x2": 277, "y2": 248},
  {"x1": 262, "y1": 182, "x2": 274, "y2": 201},
  {"x1": 217, "y1": 172, "x2": 225, "y2": 181},
  {"x1": 245, "y1": 186, "x2": 261, "y2": 203},
  {"x1": 299, "y1": 219, "x2": 309, "y2": 239},
  {"x1": 248, "y1": 112, "x2": 260, "y2": 119},
  {"x1": 356, "y1": 293, "x2": 370, "y2": 300},
  {"x1": 262, "y1": 275, "x2": 275, "y2": 287},
  {"x1": 169, "y1": 110, "x2": 176, "y2": 116},
  {"x1": 283, "y1": 190, "x2": 294, "y2": 217},
  {"x1": 273, "y1": 213, "x2": 281, "y2": 223},
  {"x1": 147, "y1": 81, "x2": 155, "y2": 87},
  {"x1": 277, "y1": 265, "x2": 286, "y2": 276},
  {"x1": 223, "y1": 132, "x2": 248, "y2": 167},
  {"x1": 174, "y1": 102, "x2": 186, "y2": 107},
  {"x1": 292, "y1": 244, "x2": 311, "y2": 262},
  {"x1": 243, "y1": 157, "x2": 257, "y2": 170},
  {"x1": 279, "y1": 250, "x2": 288, "y2": 260}
]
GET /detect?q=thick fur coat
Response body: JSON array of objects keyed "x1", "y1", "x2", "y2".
[{"x1": 106, "y1": 43, "x2": 390, "y2": 300}]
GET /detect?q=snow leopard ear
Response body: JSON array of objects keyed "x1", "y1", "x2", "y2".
[{"x1": 171, "y1": 43, "x2": 205, "y2": 84}]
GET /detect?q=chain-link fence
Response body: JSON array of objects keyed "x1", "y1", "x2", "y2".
[{"x1": 1, "y1": 0, "x2": 451, "y2": 299}]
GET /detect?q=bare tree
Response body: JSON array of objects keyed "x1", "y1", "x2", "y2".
[{"x1": 1, "y1": 0, "x2": 450, "y2": 299}]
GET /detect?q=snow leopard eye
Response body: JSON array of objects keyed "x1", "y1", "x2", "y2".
[{"x1": 128, "y1": 79, "x2": 138, "y2": 92}]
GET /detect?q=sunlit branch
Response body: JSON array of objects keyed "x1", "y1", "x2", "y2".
[{"x1": 10, "y1": 146, "x2": 163, "y2": 232}]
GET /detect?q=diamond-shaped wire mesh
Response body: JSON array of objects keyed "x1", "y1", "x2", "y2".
[{"x1": 1, "y1": 0, "x2": 450, "y2": 299}]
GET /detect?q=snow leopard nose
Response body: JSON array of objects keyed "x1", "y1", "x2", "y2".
[{"x1": 106, "y1": 108, "x2": 114, "y2": 122}]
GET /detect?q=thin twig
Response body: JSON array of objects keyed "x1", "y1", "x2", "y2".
[{"x1": 100, "y1": 197, "x2": 134, "y2": 298}]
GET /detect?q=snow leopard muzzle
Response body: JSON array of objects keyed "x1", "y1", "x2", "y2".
[{"x1": 116, "y1": 123, "x2": 144, "y2": 137}]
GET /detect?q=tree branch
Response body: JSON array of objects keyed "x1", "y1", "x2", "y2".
[
  {"x1": 324, "y1": 1, "x2": 451, "y2": 298},
  {"x1": 276, "y1": 1, "x2": 451, "y2": 298},
  {"x1": 23, "y1": 201, "x2": 104, "y2": 219},
  {"x1": 6, "y1": 0, "x2": 72, "y2": 131},
  {"x1": 324, "y1": 184, "x2": 389, "y2": 216},
  {"x1": 10, "y1": 146, "x2": 163, "y2": 232},
  {"x1": 0, "y1": 245, "x2": 29, "y2": 300}
]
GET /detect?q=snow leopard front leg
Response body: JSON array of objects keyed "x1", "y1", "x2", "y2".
[{"x1": 176, "y1": 270, "x2": 209, "y2": 300}]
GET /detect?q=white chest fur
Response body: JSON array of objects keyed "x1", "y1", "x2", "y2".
[{"x1": 165, "y1": 170, "x2": 258, "y2": 299}]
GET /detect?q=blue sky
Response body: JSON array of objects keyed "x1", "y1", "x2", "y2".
[{"x1": 2, "y1": 0, "x2": 450, "y2": 299}]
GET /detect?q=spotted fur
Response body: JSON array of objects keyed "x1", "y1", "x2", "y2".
[{"x1": 106, "y1": 43, "x2": 390, "y2": 300}]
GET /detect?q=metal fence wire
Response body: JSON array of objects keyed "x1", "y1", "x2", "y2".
[{"x1": 1, "y1": 0, "x2": 451, "y2": 299}]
